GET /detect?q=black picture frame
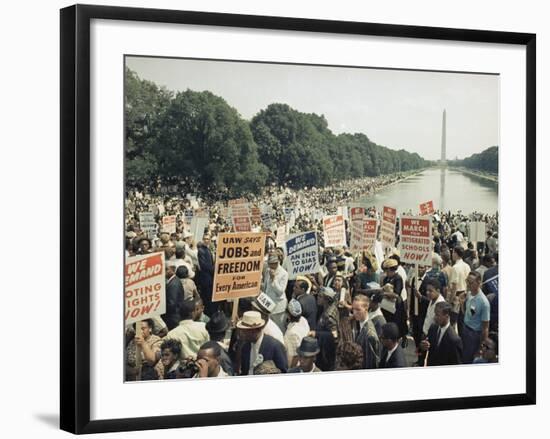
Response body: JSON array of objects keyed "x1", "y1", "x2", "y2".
[{"x1": 60, "y1": 4, "x2": 536, "y2": 434}]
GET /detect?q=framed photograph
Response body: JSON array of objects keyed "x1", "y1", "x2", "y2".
[{"x1": 60, "y1": 4, "x2": 536, "y2": 434}]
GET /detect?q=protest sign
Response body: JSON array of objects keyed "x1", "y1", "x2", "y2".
[
  {"x1": 363, "y1": 218, "x2": 378, "y2": 251},
  {"x1": 190, "y1": 216, "x2": 209, "y2": 243},
  {"x1": 250, "y1": 206, "x2": 261, "y2": 225},
  {"x1": 283, "y1": 231, "x2": 320, "y2": 279},
  {"x1": 469, "y1": 221, "x2": 487, "y2": 243},
  {"x1": 398, "y1": 216, "x2": 432, "y2": 265},
  {"x1": 139, "y1": 212, "x2": 157, "y2": 239},
  {"x1": 349, "y1": 207, "x2": 365, "y2": 252},
  {"x1": 323, "y1": 215, "x2": 346, "y2": 248},
  {"x1": 184, "y1": 209, "x2": 194, "y2": 224},
  {"x1": 161, "y1": 215, "x2": 176, "y2": 234},
  {"x1": 260, "y1": 209, "x2": 272, "y2": 230},
  {"x1": 275, "y1": 225, "x2": 287, "y2": 248},
  {"x1": 337, "y1": 206, "x2": 349, "y2": 221},
  {"x1": 229, "y1": 199, "x2": 251, "y2": 231},
  {"x1": 233, "y1": 216, "x2": 252, "y2": 232},
  {"x1": 380, "y1": 206, "x2": 397, "y2": 251},
  {"x1": 212, "y1": 232, "x2": 266, "y2": 301},
  {"x1": 283, "y1": 207, "x2": 294, "y2": 223},
  {"x1": 125, "y1": 252, "x2": 166, "y2": 324},
  {"x1": 419, "y1": 200, "x2": 435, "y2": 215}
]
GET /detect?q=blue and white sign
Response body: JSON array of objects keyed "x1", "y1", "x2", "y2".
[{"x1": 284, "y1": 231, "x2": 320, "y2": 280}]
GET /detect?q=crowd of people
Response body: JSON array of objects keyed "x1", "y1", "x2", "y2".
[{"x1": 125, "y1": 176, "x2": 499, "y2": 381}]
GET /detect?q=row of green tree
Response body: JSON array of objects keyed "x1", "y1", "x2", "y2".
[
  {"x1": 125, "y1": 68, "x2": 428, "y2": 195},
  {"x1": 449, "y1": 146, "x2": 498, "y2": 174}
]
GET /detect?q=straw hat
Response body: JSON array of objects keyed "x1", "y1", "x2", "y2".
[{"x1": 236, "y1": 311, "x2": 266, "y2": 330}]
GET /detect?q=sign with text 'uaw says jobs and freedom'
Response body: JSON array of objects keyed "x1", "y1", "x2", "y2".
[
  {"x1": 212, "y1": 232, "x2": 266, "y2": 302},
  {"x1": 398, "y1": 216, "x2": 432, "y2": 265},
  {"x1": 124, "y1": 252, "x2": 166, "y2": 324}
]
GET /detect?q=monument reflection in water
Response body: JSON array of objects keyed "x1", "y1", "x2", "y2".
[{"x1": 359, "y1": 167, "x2": 498, "y2": 214}]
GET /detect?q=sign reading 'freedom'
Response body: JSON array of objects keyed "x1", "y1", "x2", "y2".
[{"x1": 212, "y1": 232, "x2": 266, "y2": 302}]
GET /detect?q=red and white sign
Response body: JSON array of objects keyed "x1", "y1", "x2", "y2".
[
  {"x1": 350, "y1": 207, "x2": 365, "y2": 252},
  {"x1": 363, "y1": 218, "x2": 378, "y2": 250},
  {"x1": 250, "y1": 206, "x2": 262, "y2": 225},
  {"x1": 323, "y1": 215, "x2": 346, "y2": 248},
  {"x1": 229, "y1": 199, "x2": 251, "y2": 231},
  {"x1": 419, "y1": 200, "x2": 435, "y2": 215},
  {"x1": 125, "y1": 252, "x2": 166, "y2": 324},
  {"x1": 275, "y1": 225, "x2": 287, "y2": 248},
  {"x1": 380, "y1": 206, "x2": 397, "y2": 251},
  {"x1": 233, "y1": 216, "x2": 252, "y2": 232},
  {"x1": 161, "y1": 215, "x2": 176, "y2": 234},
  {"x1": 398, "y1": 216, "x2": 432, "y2": 265}
]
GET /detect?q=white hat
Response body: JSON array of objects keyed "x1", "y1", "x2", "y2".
[
  {"x1": 236, "y1": 311, "x2": 266, "y2": 330},
  {"x1": 182, "y1": 230, "x2": 192, "y2": 239},
  {"x1": 252, "y1": 292, "x2": 276, "y2": 314}
]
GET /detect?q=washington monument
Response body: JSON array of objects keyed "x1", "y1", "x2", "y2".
[{"x1": 440, "y1": 109, "x2": 447, "y2": 166}]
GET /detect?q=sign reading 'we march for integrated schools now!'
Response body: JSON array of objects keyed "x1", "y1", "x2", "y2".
[
  {"x1": 124, "y1": 252, "x2": 166, "y2": 324},
  {"x1": 398, "y1": 216, "x2": 432, "y2": 265},
  {"x1": 283, "y1": 231, "x2": 320, "y2": 280}
]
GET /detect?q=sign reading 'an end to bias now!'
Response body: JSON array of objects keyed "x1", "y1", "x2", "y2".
[{"x1": 398, "y1": 216, "x2": 432, "y2": 265}]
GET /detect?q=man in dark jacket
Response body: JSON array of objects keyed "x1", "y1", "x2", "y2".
[
  {"x1": 236, "y1": 311, "x2": 288, "y2": 375},
  {"x1": 196, "y1": 233, "x2": 217, "y2": 316},
  {"x1": 350, "y1": 294, "x2": 380, "y2": 369},
  {"x1": 379, "y1": 322, "x2": 407, "y2": 368},
  {"x1": 420, "y1": 301, "x2": 463, "y2": 366},
  {"x1": 292, "y1": 276, "x2": 317, "y2": 330},
  {"x1": 162, "y1": 262, "x2": 185, "y2": 330}
]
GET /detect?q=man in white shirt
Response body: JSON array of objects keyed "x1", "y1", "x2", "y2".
[
  {"x1": 164, "y1": 298, "x2": 209, "y2": 361},
  {"x1": 450, "y1": 247, "x2": 470, "y2": 295},
  {"x1": 261, "y1": 254, "x2": 289, "y2": 332},
  {"x1": 422, "y1": 279, "x2": 446, "y2": 336}
]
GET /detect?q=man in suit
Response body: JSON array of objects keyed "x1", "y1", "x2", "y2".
[
  {"x1": 196, "y1": 233, "x2": 217, "y2": 317},
  {"x1": 379, "y1": 322, "x2": 407, "y2": 368},
  {"x1": 420, "y1": 301, "x2": 463, "y2": 366},
  {"x1": 350, "y1": 294, "x2": 380, "y2": 369},
  {"x1": 162, "y1": 262, "x2": 185, "y2": 330},
  {"x1": 237, "y1": 311, "x2": 288, "y2": 375},
  {"x1": 292, "y1": 276, "x2": 318, "y2": 330}
]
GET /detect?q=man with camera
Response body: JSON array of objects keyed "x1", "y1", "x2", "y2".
[{"x1": 194, "y1": 341, "x2": 228, "y2": 378}]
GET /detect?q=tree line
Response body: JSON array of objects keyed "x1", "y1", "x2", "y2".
[
  {"x1": 125, "y1": 68, "x2": 428, "y2": 196},
  {"x1": 449, "y1": 146, "x2": 498, "y2": 174}
]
